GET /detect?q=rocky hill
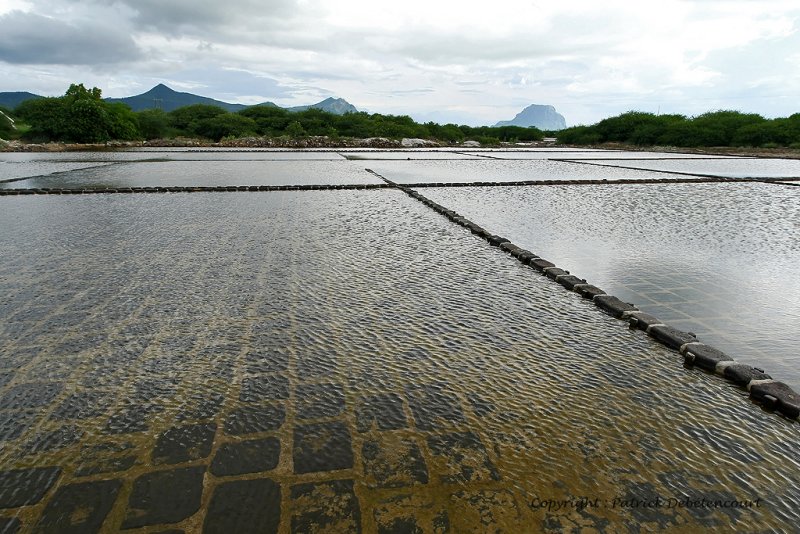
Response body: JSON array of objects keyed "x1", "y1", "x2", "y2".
[
  {"x1": 287, "y1": 97, "x2": 358, "y2": 114},
  {"x1": 495, "y1": 104, "x2": 566, "y2": 130}
]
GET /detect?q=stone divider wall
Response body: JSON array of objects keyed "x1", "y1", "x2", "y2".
[
  {"x1": 0, "y1": 184, "x2": 393, "y2": 195},
  {"x1": 364, "y1": 168, "x2": 800, "y2": 421}
]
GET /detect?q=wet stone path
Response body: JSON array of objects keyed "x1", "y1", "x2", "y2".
[{"x1": 0, "y1": 187, "x2": 799, "y2": 532}]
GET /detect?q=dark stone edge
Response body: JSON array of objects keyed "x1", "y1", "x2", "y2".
[
  {"x1": 363, "y1": 169, "x2": 800, "y2": 422},
  {"x1": 0, "y1": 183, "x2": 394, "y2": 195},
  {"x1": 383, "y1": 176, "x2": 793, "y2": 189}
]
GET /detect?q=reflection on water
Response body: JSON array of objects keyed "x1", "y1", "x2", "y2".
[
  {"x1": 0, "y1": 161, "x2": 117, "y2": 182},
  {"x1": 0, "y1": 160, "x2": 383, "y2": 189},
  {"x1": 421, "y1": 182, "x2": 800, "y2": 389},
  {"x1": 0, "y1": 149, "x2": 346, "y2": 163},
  {"x1": 0, "y1": 190, "x2": 798, "y2": 532},
  {"x1": 366, "y1": 158, "x2": 727, "y2": 184},
  {"x1": 566, "y1": 157, "x2": 800, "y2": 178},
  {"x1": 461, "y1": 151, "x2": 737, "y2": 160}
]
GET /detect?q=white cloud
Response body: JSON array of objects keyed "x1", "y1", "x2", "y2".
[{"x1": 1, "y1": 0, "x2": 799, "y2": 125}]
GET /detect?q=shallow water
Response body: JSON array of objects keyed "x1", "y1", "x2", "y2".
[
  {"x1": 365, "y1": 158, "x2": 712, "y2": 184},
  {"x1": 0, "y1": 161, "x2": 117, "y2": 182},
  {"x1": 341, "y1": 152, "x2": 486, "y2": 160},
  {"x1": 0, "y1": 150, "x2": 347, "y2": 162},
  {"x1": 420, "y1": 182, "x2": 800, "y2": 390},
  {"x1": 462, "y1": 151, "x2": 737, "y2": 160},
  {"x1": 0, "y1": 189, "x2": 798, "y2": 532},
  {"x1": 0, "y1": 160, "x2": 383, "y2": 189},
  {"x1": 566, "y1": 157, "x2": 800, "y2": 178}
]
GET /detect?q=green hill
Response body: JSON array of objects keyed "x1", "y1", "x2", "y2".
[{"x1": 0, "y1": 84, "x2": 358, "y2": 115}]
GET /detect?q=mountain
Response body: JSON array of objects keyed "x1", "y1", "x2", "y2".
[
  {"x1": 0, "y1": 91, "x2": 42, "y2": 110},
  {"x1": 494, "y1": 104, "x2": 566, "y2": 130},
  {"x1": 104, "y1": 84, "x2": 252, "y2": 113},
  {"x1": 287, "y1": 97, "x2": 358, "y2": 115},
  {"x1": 0, "y1": 84, "x2": 359, "y2": 115}
]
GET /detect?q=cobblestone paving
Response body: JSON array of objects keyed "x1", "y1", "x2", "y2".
[{"x1": 0, "y1": 172, "x2": 798, "y2": 532}]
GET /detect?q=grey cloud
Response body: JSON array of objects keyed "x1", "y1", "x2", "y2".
[
  {"x1": 0, "y1": 11, "x2": 141, "y2": 65},
  {"x1": 87, "y1": 0, "x2": 300, "y2": 35}
]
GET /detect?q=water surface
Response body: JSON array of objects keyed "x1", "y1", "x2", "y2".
[
  {"x1": 421, "y1": 182, "x2": 800, "y2": 388},
  {"x1": 0, "y1": 154, "x2": 798, "y2": 532}
]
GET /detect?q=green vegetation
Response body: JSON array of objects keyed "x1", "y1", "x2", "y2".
[
  {"x1": 559, "y1": 110, "x2": 800, "y2": 148},
  {"x1": 14, "y1": 84, "x2": 140, "y2": 143},
  {"x1": 8, "y1": 83, "x2": 800, "y2": 149},
  {"x1": 0, "y1": 106, "x2": 14, "y2": 138},
  {"x1": 9, "y1": 82, "x2": 544, "y2": 145}
]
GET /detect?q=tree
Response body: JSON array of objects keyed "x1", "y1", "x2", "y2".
[
  {"x1": 15, "y1": 83, "x2": 142, "y2": 142},
  {"x1": 168, "y1": 104, "x2": 227, "y2": 136},
  {"x1": 15, "y1": 97, "x2": 68, "y2": 141},
  {"x1": 285, "y1": 121, "x2": 306, "y2": 137},
  {"x1": 105, "y1": 103, "x2": 140, "y2": 140},
  {"x1": 136, "y1": 109, "x2": 169, "y2": 140},
  {"x1": 692, "y1": 110, "x2": 765, "y2": 145},
  {"x1": 0, "y1": 108, "x2": 14, "y2": 138},
  {"x1": 239, "y1": 105, "x2": 291, "y2": 136},
  {"x1": 195, "y1": 114, "x2": 257, "y2": 140}
]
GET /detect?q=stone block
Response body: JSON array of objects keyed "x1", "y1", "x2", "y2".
[
  {"x1": 405, "y1": 385, "x2": 466, "y2": 431},
  {"x1": 529, "y1": 258, "x2": 555, "y2": 271},
  {"x1": 574, "y1": 284, "x2": 606, "y2": 299},
  {"x1": 211, "y1": 437, "x2": 280, "y2": 476},
  {"x1": 204, "y1": 479, "x2": 280, "y2": 534},
  {"x1": 239, "y1": 374, "x2": 289, "y2": 402},
  {"x1": 295, "y1": 383, "x2": 345, "y2": 420},
  {"x1": 680, "y1": 344, "x2": 734, "y2": 372},
  {"x1": 593, "y1": 295, "x2": 638, "y2": 318},
  {"x1": 122, "y1": 466, "x2": 205, "y2": 529},
  {"x1": 487, "y1": 235, "x2": 510, "y2": 247},
  {"x1": 648, "y1": 325, "x2": 697, "y2": 350},
  {"x1": 224, "y1": 404, "x2": 285, "y2": 436},
  {"x1": 355, "y1": 393, "x2": 408, "y2": 432},
  {"x1": 626, "y1": 312, "x2": 664, "y2": 331},
  {"x1": 362, "y1": 436, "x2": 428, "y2": 489},
  {"x1": 427, "y1": 431, "x2": 499, "y2": 484},
  {"x1": 152, "y1": 424, "x2": 216, "y2": 465},
  {"x1": 749, "y1": 382, "x2": 800, "y2": 419},
  {"x1": 36, "y1": 479, "x2": 122, "y2": 533},
  {"x1": 499, "y1": 242, "x2": 520, "y2": 254},
  {"x1": 293, "y1": 421, "x2": 353, "y2": 474},
  {"x1": 0, "y1": 467, "x2": 61, "y2": 508},
  {"x1": 724, "y1": 364, "x2": 771, "y2": 386},
  {"x1": 544, "y1": 267, "x2": 568, "y2": 280},
  {"x1": 290, "y1": 480, "x2": 361, "y2": 533},
  {"x1": 556, "y1": 274, "x2": 586, "y2": 290},
  {"x1": 516, "y1": 252, "x2": 537, "y2": 265},
  {"x1": 0, "y1": 517, "x2": 20, "y2": 533},
  {"x1": 0, "y1": 382, "x2": 63, "y2": 409}
]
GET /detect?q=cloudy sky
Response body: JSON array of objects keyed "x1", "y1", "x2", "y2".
[{"x1": 1, "y1": 0, "x2": 799, "y2": 126}]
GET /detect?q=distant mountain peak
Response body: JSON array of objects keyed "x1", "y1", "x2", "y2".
[
  {"x1": 495, "y1": 104, "x2": 566, "y2": 130},
  {"x1": 287, "y1": 97, "x2": 358, "y2": 114},
  {"x1": 1, "y1": 83, "x2": 359, "y2": 115}
]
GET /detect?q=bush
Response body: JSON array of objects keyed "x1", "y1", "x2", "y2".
[
  {"x1": 0, "y1": 109, "x2": 14, "y2": 138},
  {"x1": 136, "y1": 109, "x2": 169, "y2": 140},
  {"x1": 557, "y1": 125, "x2": 601, "y2": 145},
  {"x1": 195, "y1": 114, "x2": 257, "y2": 141},
  {"x1": 15, "y1": 83, "x2": 143, "y2": 142},
  {"x1": 239, "y1": 105, "x2": 290, "y2": 136},
  {"x1": 168, "y1": 104, "x2": 227, "y2": 136},
  {"x1": 285, "y1": 121, "x2": 306, "y2": 137}
]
